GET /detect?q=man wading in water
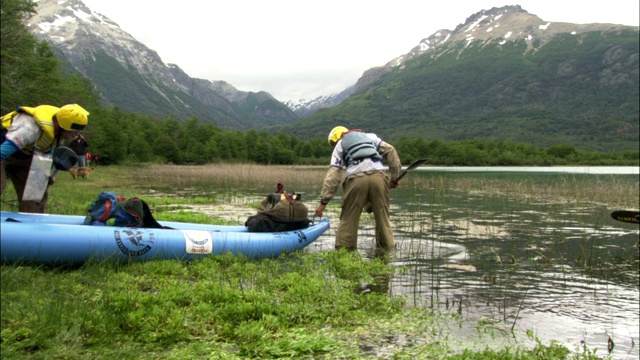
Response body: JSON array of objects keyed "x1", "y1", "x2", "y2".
[{"x1": 315, "y1": 126, "x2": 401, "y2": 251}]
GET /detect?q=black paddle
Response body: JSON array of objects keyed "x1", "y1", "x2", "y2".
[
  {"x1": 49, "y1": 147, "x2": 79, "y2": 180},
  {"x1": 397, "y1": 158, "x2": 430, "y2": 181},
  {"x1": 363, "y1": 158, "x2": 430, "y2": 213},
  {"x1": 610, "y1": 210, "x2": 640, "y2": 224}
]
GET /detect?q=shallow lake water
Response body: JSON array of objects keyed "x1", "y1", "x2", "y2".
[{"x1": 177, "y1": 167, "x2": 639, "y2": 358}]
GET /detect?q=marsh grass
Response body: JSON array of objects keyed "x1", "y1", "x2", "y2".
[
  {"x1": 407, "y1": 171, "x2": 638, "y2": 276},
  {"x1": 412, "y1": 174, "x2": 639, "y2": 210},
  {"x1": 1, "y1": 250, "x2": 596, "y2": 359},
  {"x1": 1, "y1": 164, "x2": 625, "y2": 359},
  {"x1": 139, "y1": 164, "x2": 328, "y2": 191},
  {"x1": 390, "y1": 169, "x2": 636, "y2": 357},
  {"x1": 3, "y1": 164, "x2": 636, "y2": 213}
]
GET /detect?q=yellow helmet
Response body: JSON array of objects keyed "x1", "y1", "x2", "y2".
[
  {"x1": 56, "y1": 104, "x2": 89, "y2": 131},
  {"x1": 328, "y1": 126, "x2": 348, "y2": 145}
]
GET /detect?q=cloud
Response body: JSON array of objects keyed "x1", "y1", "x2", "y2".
[
  {"x1": 220, "y1": 69, "x2": 364, "y2": 101},
  {"x1": 82, "y1": 0, "x2": 639, "y2": 101}
]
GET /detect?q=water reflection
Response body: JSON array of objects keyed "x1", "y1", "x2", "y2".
[{"x1": 308, "y1": 171, "x2": 639, "y2": 359}]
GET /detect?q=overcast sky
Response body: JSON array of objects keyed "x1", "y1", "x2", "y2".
[{"x1": 80, "y1": 0, "x2": 639, "y2": 102}]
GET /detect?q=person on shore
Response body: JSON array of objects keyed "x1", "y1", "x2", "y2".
[
  {"x1": 85, "y1": 152, "x2": 92, "y2": 166},
  {"x1": 314, "y1": 126, "x2": 401, "y2": 251},
  {"x1": 68, "y1": 132, "x2": 90, "y2": 167},
  {"x1": 1, "y1": 104, "x2": 90, "y2": 213}
]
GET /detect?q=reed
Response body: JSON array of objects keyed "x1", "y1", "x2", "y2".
[
  {"x1": 412, "y1": 174, "x2": 639, "y2": 209},
  {"x1": 139, "y1": 164, "x2": 328, "y2": 190},
  {"x1": 1, "y1": 164, "x2": 616, "y2": 358},
  {"x1": 0, "y1": 164, "x2": 328, "y2": 213},
  {"x1": 5, "y1": 164, "x2": 633, "y2": 212}
]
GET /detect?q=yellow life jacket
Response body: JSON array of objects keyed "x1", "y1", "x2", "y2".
[{"x1": 1, "y1": 105, "x2": 59, "y2": 155}]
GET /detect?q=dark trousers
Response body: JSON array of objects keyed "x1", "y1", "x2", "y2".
[
  {"x1": 336, "y1": 171, "x2": 394, "y2": 249},
  {"x1": 1, "y1": 157, "x2": 49, "y2": 213}
]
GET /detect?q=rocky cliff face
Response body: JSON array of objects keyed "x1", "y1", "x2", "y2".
[
  {"x1": 353, "y1": 5, "x2": 635, "y2": 91},
  {"x1": 27, "y1": 1, "x2": 638, "y2": 128},
  {"x1": 284, "y1": 86, "x2": 355, "y2": 118},
  {"x1": 28, "y1": 0, "x2": 297, "y2": 128}
]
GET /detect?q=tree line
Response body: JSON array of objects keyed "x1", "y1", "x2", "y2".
[
  {"x1": 2, "y1": 0, "x2": 637, "y2": 167},
  {"x1": 83, "y1": 108, "x2": 638, "y2": 166}
]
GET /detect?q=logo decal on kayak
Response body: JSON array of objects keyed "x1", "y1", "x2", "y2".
[
  {"x1": 183, "y1": 230, "x2": 213, "y2": 254},
  {"x1": 295, "y1": 231, "x2": 307, "y2": 243},
  {"x1": 114, "y1": 229, "x2": 155, "y2": 257}
]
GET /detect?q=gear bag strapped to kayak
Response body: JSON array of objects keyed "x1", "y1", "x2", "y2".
[
  {"x1": 84, "y1": 191, "x2": 167, "y2": 228},
  {"x1": 245, "y1": 183, "x2": 310, "y2": 232}
]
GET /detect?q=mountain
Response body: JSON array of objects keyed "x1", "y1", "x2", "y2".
[
  {"x1": 285, "y1": 86, "x2": 355, "y2": 118},
  {"x1": 27, "y1": 0, "x2": 298, "y2": 129},
  {"x1": 286, "y1": 6, "x2": 639, "y2": 151},
  {"x1": 28, "y1": 2, "x2": 639, "y2": 151}
]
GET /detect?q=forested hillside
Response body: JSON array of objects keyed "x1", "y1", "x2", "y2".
[
  {"x1": 27, "y1": 0, "x2": 298, "y2": 129},
  {"x1": 1, "y1": 0, "x2": 637, "y2": 167},
  {"x1": 288, "y1": 30, "x2": 639, "y2": 152},
  {"x1": 0, "y1": 0, "x2": 99, "y2": 115}
]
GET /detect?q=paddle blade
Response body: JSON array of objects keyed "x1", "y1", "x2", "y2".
[
  {"x1": 397, "y1": 158, "x2": 430, "y2": 181},
  {"x1": 406, "y1": 158, "x2": 430, "y2": 171},
  {"x1": 53, "y1": 147, "x2": 78, "y2": 170},
  {"x1": 611, "y1": 210, "x2": 640, "y2": 224}
]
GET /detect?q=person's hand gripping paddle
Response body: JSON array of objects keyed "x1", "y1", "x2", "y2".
[{"x1": 366, "y1": 158, "x2": 430, "y2": 213}]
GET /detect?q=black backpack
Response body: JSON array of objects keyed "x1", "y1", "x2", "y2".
[{"x1": 245, "y1": 184, "x2": 310, "y2": 232}]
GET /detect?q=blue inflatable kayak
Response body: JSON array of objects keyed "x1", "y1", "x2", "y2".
[{"x1": 0, "y1": 211, "x2": 330, "y2": 264}]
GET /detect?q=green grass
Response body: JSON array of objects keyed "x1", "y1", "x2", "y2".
[
  {"x1": 2, "y1": 251, "x2": 605, "y2": 359},
  {"x1": 1, "y1": 164, "x2": 614, "y2": 359},
  {"x1": 1, "y1": 251, "x2": 408, "y2": 358}
]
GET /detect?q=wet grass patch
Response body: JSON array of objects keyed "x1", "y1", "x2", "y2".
[{"x1": 1, "y1": 164, "x2": 625, "y2": 358}]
